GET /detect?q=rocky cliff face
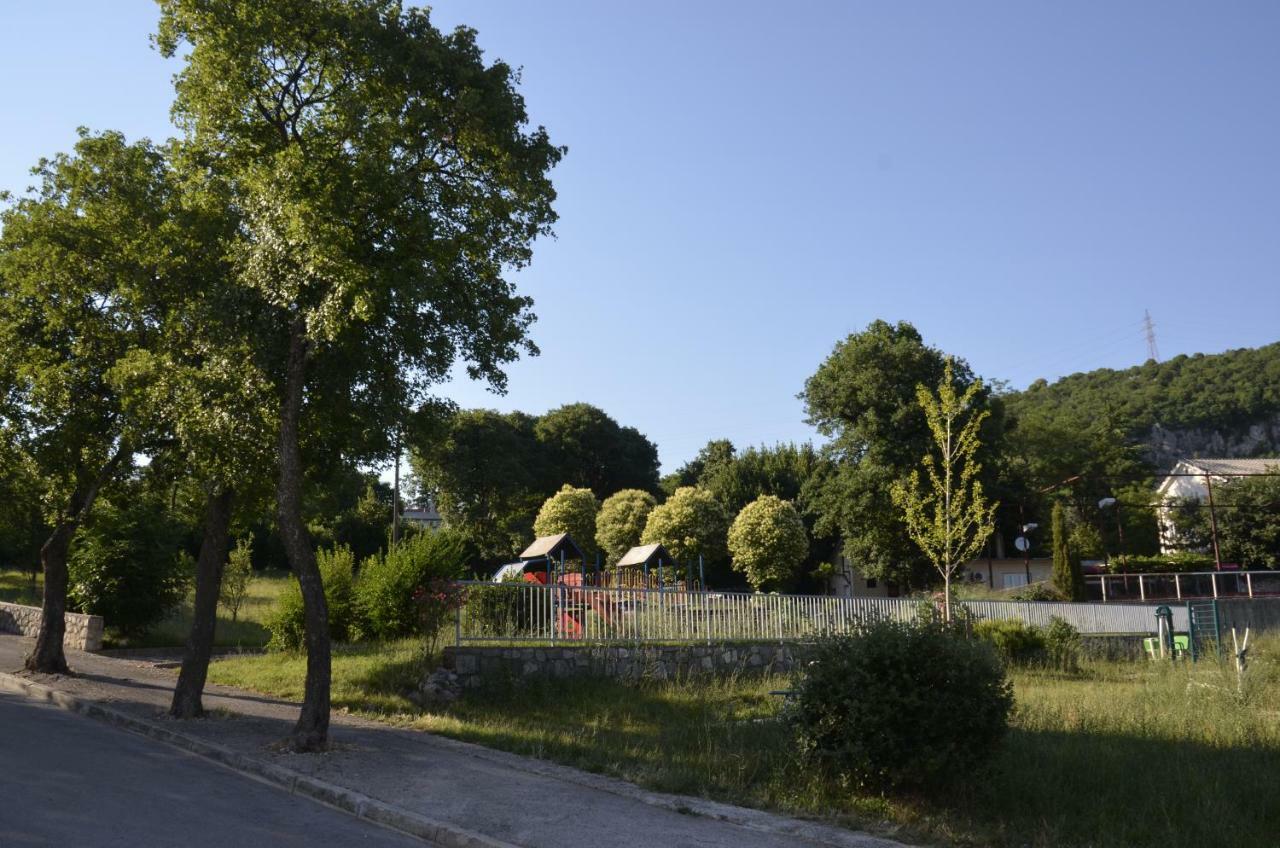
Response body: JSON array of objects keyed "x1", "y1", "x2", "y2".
[{"x1": 1143, "y1": 413, "x2": 1280, "y2": 470}]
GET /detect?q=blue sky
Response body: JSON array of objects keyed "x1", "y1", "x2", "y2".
[{"x1": 3, "y1": 2, "x2": 1279, "y2": 471}]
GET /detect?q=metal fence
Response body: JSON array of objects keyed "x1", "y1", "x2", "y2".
[
  {"x1": 1085, "y1": 570, "x2": 1280, "y2": 603},
  {"x1": 452, "y1": 580, "x2": 1177, "y2": 645}
]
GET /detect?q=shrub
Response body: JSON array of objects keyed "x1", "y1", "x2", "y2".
[
  {"x1": 789, "y1": 619, "x2": 1012, "y2": 791},
  {"x1": 219, "y1": 535, "x2": 255, "y2": 622},
  {"x1": 353, "y1": 529, "x2": 468, "y2": 641},
  {"x1": 68, "y1": 495, "x2": 190, "y2": 636},
  {"x1": 414, "y1": 578, "x2": 469, "y2": 654},
  {"x1": 726, "y1": 495, "x2": 809, "y2": 590},
  {"x1": 1045, "y1": 615, "x2": 1082, "y2": 673},
  {"x1": 641, "y1": 486, "x2": 729, "y2": 568},
  {"x1": 266, "y1": 545, "x2": 357, "y2": 651},
  {"x1": 973, "y1": 618, "x2": 1048, "y2": 667},
  {"x1": 1008, "y1": 581, "x2": 1066, "y2": 602},
  {"x1": 464, "y1": 575, "x2": 533, "y2": 638}
]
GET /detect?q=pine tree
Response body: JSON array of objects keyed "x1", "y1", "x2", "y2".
[{"x1": 1050, "y1": 503, "x2": 1086, "y2": 601}]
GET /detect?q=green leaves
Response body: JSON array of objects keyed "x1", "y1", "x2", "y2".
[
  {"x1": 533, "y1": 485, "x2": 599, "y2": 559},
  {"x1": 726, "y1": 495, "x2": 808, "y2": 591},
  {"x1": 890, "y1": 359, "x2": 998, "y2": 613},
  {"x1": 641, "y1": 487, "x2": 729, "y2": 569},
  {"x1": 595, "y1": 489, "x2": 657, "y2": 565}
]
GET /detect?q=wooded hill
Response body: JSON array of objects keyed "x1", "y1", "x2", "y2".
[{"x1": 1003, "y1": 342, "x2": 1280, "y2": 468}]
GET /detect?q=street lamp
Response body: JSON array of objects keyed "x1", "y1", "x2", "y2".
[{"x1": 1017, "y1": 522, "x2": 1039, "y2": 585}]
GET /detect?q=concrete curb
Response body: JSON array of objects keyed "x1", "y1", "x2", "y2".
[{"x1": 0, "y1": 672, "x2": 518, "y2": 848}]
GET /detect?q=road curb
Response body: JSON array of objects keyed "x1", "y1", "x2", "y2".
[{"x1": 0, "y1": 671, "x2": 518, "y2": 848}]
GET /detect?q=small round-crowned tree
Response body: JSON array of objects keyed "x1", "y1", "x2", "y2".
[
  {"x1": 640, "y1": 487, "x2": 729, "y2": 567},
  {"x1": 596, "y1": 489, "x2": 657, "y2": 564},
  {"x1": 534, "y1": 485, "x2": 599, "y2": 558},
  {"x1": 727, "y1": 495, "x2": 808, "y2": 590}
]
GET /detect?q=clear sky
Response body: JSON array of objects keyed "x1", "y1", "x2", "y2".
[{"x1": 3, "y1": 2, "x2": 1279, "y2": 472}]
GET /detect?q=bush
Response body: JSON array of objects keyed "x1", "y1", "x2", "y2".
[
  {"x1": 1008, "y1": 582, "x2": 1066, "y2": 602},
  {"x1": 68, "y1": 495, "x2": 190, "y2": 636},
  {"x1": 789, "y1": 619, "x2": 1012, "y2": 791},
  {"x1": 266, "y1": 545, "x2": 357, "y2": 651},
  {"x1": 1045, "y1": 615, "x2": 1082, "y2": 673},
  {"x1": 973, "y1": 618, "x2": 1048, "y2": 667},
  {"x1": 534, "y1": 485, "x2": 599, "y2": 558},
  {"x1": 595, "y1": 489, "x2": 657, "y2": 564},
  {"x1": 463, "y1": 575, "x2": 533, "y2": 638},
  {"x1": 353, "y1": 530, "x2": 468, "y2": 641}
]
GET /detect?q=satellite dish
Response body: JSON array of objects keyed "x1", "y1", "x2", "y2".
[{"x1": 1014, "y1": 536, "x2": 1030, "y2": 553}]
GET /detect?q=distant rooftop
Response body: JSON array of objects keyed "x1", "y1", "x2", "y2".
[{"x1": 1173, "y1": 458, "x2": 1280, "y2": 477}]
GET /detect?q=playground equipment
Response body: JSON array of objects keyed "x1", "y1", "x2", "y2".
[{"x1": 488, "y1": 534, "x2": 707, "y2": 640}]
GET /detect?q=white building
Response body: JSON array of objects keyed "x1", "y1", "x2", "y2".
[{"x1": 1156, "y1": 457, "x2": 1279, "y2": 552}]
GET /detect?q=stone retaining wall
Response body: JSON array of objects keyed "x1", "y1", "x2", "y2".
[
  {"x1": 0, "y1": 602, "x2": 104, "y2": 652},
  {"x1": 442, "y1": 642, "x2": 806, "y2": 688}
]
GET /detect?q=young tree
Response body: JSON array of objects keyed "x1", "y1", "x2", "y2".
[
  {"x1": 1050, "y1": 502, "x2": 1086, "y2": 600},
  {"x1": 890, "y1": 360, "x2": 998, "y2": 620},
  {"x1": 727, "y1": 496, "x2": 809, "y2": 591},
  {"x1": 219, "y1": 535, "x2": 256, "y2": 623},
  {"x1": 0, "y1": 132, "x2": 179, "y2": 672},
  {"x1": 641, "y1": 487, "x2": 729, "y2": 575},
  {"x1": 533, "y1": 485, "x2": 599, "y2": 557},
  {"x1": 595, "y1": 489, "x2": 657, "y2": 564},
  {"x1": 157, "y1": 1, "x2": 561, "y2": 749}
]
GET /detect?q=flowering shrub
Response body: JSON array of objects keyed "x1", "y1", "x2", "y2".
[{"x1": 414, "y1": 578, "x2": 469, "y2": 654}]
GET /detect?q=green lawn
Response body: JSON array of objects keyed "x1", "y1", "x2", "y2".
[
  {"x1": 1, "y1": 566, "x2": 294, "y2": 649},
  {"x1": 206, "y1": 639, "x2": 1280, "y2": 848},
  {"x1": 106, "y1": 569, "x2": 294, "y2": 649}
]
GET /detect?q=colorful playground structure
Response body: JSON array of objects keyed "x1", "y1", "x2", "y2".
[{"x1": 489, "y1": 533, "x2": 705, "y2": 639}]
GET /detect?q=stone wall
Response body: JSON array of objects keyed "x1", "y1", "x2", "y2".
[
  {"x1": 0, "y1": 602, "x2": 104, "y2": 652},
  {"x1": 442, "y1": 642, "x2": 806, "y2": 688}
]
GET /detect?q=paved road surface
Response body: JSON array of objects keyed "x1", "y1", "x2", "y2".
[{"x1": 0, "y1": 692, "x2": 427, "y2": 848}]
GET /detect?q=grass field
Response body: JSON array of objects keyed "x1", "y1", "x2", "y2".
[
  {"x1": 0, "y1": 567, "x2": 293, "y2": 649},
  {"x1": 205, "y1": 638, "x2": 1280, "y2": 848}
]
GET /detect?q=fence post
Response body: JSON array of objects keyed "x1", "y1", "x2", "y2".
[
  {"x1": 455, "y1": 600, "x2": 462, "y2": 646},
  {"x1": 1174, "y1": 574, "x2": 1181, "y2": 600},
  {"x1": 1247, "y1": 572, "x2": 1254, "y2": 599},
  {"x1": 1211, "y1": 573, "x2": 1219, "y2": 599},
  {"x1": 1138, "y1": 575, "x2": 1146, "y2": 602}
]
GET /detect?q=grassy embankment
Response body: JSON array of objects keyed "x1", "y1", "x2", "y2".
[{"x1": 206, "y1": 636, "x2": 1280, "y2": 848}]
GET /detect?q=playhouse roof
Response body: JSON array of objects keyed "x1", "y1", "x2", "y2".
[
  {"x1": 519, "y1": 533, "x2": 585, "y2": 562},
  {"x1": 616, "y1": 543, "x2": 674, "y2": 568}
]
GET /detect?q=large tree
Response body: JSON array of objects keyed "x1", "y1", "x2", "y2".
[
  {"x1": 535, "y1": 403, "x2": 660, "y2": 497},
  {"x1": 157, "y1": 0, "x2": 561, "y2": 750},
  {"x1": 801, "y1": 320, "x2": 1001, "y2": 587},
  {"x1": 0, "y1": 132, "x2": 184, "y2": 673}
]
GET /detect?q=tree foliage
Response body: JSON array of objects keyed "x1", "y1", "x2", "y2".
[
  {"x1": 640, "y1": 487, "x2": 729, "y2": 573},
  {"x1": 727, "y1": 496, "x2": 808, "y2": 590},
  {"x1": 1050, "y1": 503, "x2": 1086, "y2": 601},
  {"x1": 595, "y1": 489, "x2": 657, "y2": 565},
  {"x1": 802, "y1": 321, "x2": 1002, "y2": 587},
  {"x1": 890, "y1": 360, "x2": 998, "y2": 618},
  {"x1": 533, "y1": 485, "x2": 599, "y2": 558}
]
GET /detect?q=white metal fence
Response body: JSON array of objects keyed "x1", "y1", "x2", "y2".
[
  {"x1": 1086, "y1": 570, "x2": 1280, "y2": 603},
  {"x1": 452, "y1": 581, "x2": 1178, "y2": 645}
]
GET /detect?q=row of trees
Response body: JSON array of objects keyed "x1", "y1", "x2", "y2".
[
  {"x1": 0, "y1": 0, "x2": 562, "y2": 751},
  {"x1": 529, "y1": 483, "x2": 809, "y2": 591}
]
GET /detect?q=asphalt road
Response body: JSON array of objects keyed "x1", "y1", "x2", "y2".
[{"x1": 0, "y1": 692, "x2": 429, "y2": 848}]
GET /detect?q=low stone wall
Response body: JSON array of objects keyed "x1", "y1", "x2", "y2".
[
  {"x1": 0, "y1": 602, "x2": 105, "y2": 652},
  {"x1": 442, "y1": 642, "x2": 805, "y2": 688}
]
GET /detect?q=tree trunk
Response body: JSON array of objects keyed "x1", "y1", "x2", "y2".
[
  {"x1": 25, "y1": 448, "x2": 129, "y2": 674},
  {"x1": 25, "y1": 523, "x2": 76, "y2": 674},
  {"x1": 170, "y1": 488, "x2": 234, "y2": 719},
  {"x1": 277, "y1": 320, "x2": 331, "y2": 752}
]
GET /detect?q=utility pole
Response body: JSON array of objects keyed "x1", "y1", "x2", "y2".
[
  {"x1": 392, "y1": 428, "x2": 401, "y2": 545},
  {"x1": 1204, "y1": 473, "x2": 1222, "y2": 570},
  {"x1": 1143, "y1": 309, "x2": 1161, "y2": 362}
]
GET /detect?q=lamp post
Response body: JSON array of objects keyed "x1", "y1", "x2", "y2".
[{"x1": 1019, "y1": 523, "x2": 1039, "y2": 585}]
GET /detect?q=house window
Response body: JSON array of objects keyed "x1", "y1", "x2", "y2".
[{"x1": 1002, "y1": 573, "x2": 1028, "y2": 589}]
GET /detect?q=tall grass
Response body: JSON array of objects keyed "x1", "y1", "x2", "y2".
[{"x1": 207, "y1": 634, "x2": 1280, "y2": 847}]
